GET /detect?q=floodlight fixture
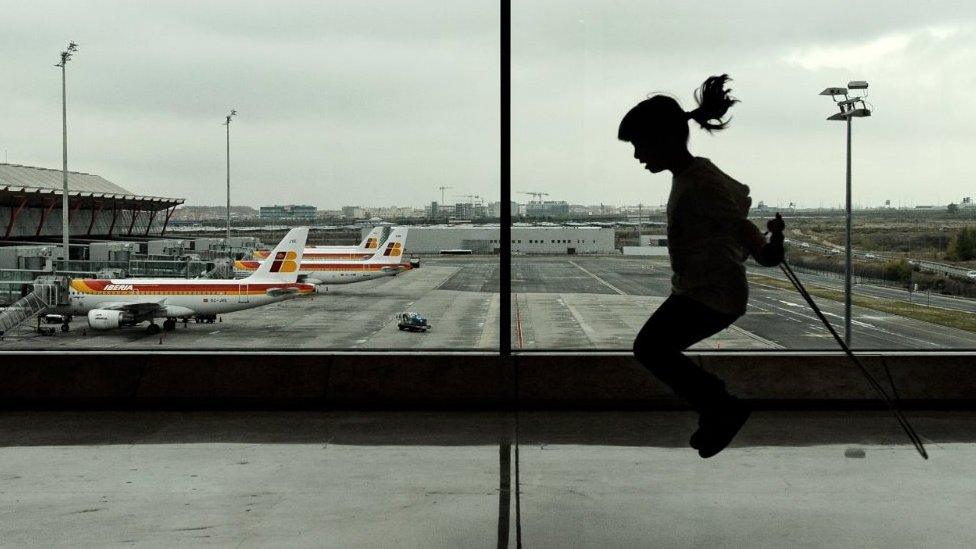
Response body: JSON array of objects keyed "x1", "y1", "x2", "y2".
[
  {"x1": 848, "y1": 80, "x2": 869, "y2": 90},
  {"x1": 819, "y1": 87, "x2": 847, "y2": 96},
  {"x1": 56, "y1": 41, "x2": 78, "y2": 67}
]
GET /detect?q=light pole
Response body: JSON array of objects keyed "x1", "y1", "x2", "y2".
[
  {"x1": 820, "y1": 81, "x2": 871, "y2": 346},
  {"x1": 55, "y1": 41, "x2": 78, "y2": 262},
  {"x1": 223, "y1": 109, "x2": 237, "y2": 243}
]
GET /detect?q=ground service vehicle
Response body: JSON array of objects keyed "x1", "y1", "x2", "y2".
[{"x1": 397, "y1": 312, "x2": 430, "y2": 332}]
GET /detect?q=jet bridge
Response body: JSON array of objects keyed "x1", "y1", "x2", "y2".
[{"x1": 0, "y1": 276, "x2": 70, "y2": 337}]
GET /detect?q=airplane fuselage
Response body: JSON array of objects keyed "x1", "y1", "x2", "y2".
[
  {"x1": 69, "y1": 278, "x2": 315, "y2": 318},
  {"x1": 254, "y1": 249, "x2": 372, "y2": 260},
  {"x1": 235, "y1": 260, "x2": 411, "y2": 285}
]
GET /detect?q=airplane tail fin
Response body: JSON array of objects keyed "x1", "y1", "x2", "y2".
[
  {"x1": 356, "y1": 226, "x2": 385, "y2": 252},
  {"x1": 366, "y1": 227, "x2": 409, "y2": 264},
  {"x1": 245, "y1": 227, "x2": 308, "y2": 282}
]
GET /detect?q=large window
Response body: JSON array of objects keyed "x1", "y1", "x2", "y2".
[
  {"x1": 0, "y1": 1, "x2": 499, "y2": 351},
  {"x1": 511, "y1": 1, "x2": 976, "y2": 350},
  {"x1": 4, "y1": 1, "x2": 976, "y2": 353}
]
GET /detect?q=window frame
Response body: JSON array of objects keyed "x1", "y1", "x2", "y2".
[{"x1": 3, "y1": 1, "x2": 976, "y2": 405}]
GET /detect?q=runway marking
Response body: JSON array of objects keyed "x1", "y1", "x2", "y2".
[
  {"x1": 820, "y1": 310, "x2": 875, "y2": 328},
  {"x1": 561, "y1": 296, "x2": 604, "y2": 344},
  {"x1": 752, "y1": 289, "x2": 942, "y2": 348},
  {"x1": 567, "y1": 261, "x2": 626, "y2": 295},
  {"x1": 478, "y1": 294, "x2": 499, "y2": 348},
  {"x1": 513, "y1": 293, "x2": 525, "y2": 349}
]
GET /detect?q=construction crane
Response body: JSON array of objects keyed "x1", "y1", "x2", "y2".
[
  {"x1": 520, "y1": 191, "x2": 549, "y2": 203},
  {"x1": 437, "y1": 185, "x2": 453, "y2": 204}
]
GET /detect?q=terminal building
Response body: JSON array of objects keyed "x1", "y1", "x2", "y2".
[
  {"x1": 373, "y1": 225, "x2": 615, "y2": 254},
  {"x1": 622, "y1": 234, "x2": 669, "y2": 256},
  {"x1": 0, "y1": 163, "x2": 184, "y2": 256}
]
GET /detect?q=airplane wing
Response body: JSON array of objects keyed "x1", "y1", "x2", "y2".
[
  {"x1": 95, "y1": 301, "x2": 195, "y2": 320},
  {"x1": 96, "y1": 301, "x2": 165, "y2": 317}
]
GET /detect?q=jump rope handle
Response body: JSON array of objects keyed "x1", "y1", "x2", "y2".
[{"x1": 764, "y1": 212, "x2": 785, "y2": 237}]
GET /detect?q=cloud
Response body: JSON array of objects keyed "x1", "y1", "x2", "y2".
[{"x1": 783, "y1": 26, "x2": 964, "y2": 71}]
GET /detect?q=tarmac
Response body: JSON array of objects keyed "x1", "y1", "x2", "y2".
[
  {"x1": 1, "y1": 410, "x2": 973, "y2": 547},
  {"x1": 3, "y1": 256, "x2": 976, "y2": 350}
]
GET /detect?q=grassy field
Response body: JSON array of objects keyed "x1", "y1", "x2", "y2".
[{"x1": 747, "y1": 273, "x2": 976, "y2": 334}]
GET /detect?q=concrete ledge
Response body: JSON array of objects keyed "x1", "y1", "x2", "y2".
[{"x1": 0, "y1": 353, "x2": 974, "y2": 408}]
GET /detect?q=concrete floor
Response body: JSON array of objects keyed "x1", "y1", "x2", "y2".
[{"x1": 1, "y1": 411, "x2": 974, "y2": 548}]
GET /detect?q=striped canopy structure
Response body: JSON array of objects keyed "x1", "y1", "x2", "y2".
[{"x1": 0, "y1": 163, "x2": 184, "y2": 240}]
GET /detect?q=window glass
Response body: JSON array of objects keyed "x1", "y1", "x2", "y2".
[
  {"x1": 0, "y1": 1, "x2": 499, "y2": 350},
  {"x1": 512, "y1": 0, "x2": 976, "y2": 350}
]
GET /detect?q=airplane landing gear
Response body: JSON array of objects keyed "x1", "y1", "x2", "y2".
[
  {"x1": 145, "y1": 323, "x2": 161, "y2": 335},
  {"x1": 163, "y1": 318, "x2": 177, "y2": 332}
]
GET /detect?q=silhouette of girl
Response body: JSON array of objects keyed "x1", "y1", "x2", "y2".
[{"x1": 618, "y1": 75, "x2": 785, "y2": 458}]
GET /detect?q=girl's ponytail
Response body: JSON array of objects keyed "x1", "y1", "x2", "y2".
[{"x1": 687, "y1": 74, "x2": 738, "y2": 133}]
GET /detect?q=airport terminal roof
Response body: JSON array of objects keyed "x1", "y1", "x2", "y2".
[{"x1": 0, "y1": 163, "x2": 183, "y2": 210}]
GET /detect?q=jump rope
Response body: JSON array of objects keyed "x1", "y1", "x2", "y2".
[
  {"x1": 503, "y1": 235, "x2": 929, "y2": 549},
  {"x1": 778, "y1": 259, "x2": 929, "y2": 459}
]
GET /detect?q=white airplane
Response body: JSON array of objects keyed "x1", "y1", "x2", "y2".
[
  {"x1": 235, "y1": 228, "x2": 411, "y2": 285},
  {"x1": 252, "y1": 226, "x2": 384, "y2": 261},
  {"x1": 69, "y1": 227, "x2": 315, "y2": 334}
]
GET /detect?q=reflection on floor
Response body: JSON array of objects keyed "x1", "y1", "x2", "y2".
[{"x1": 1, "y1": 411, "x2": 973, "y2": 547}]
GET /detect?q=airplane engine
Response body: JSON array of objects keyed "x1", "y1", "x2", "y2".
[{"x1": 87, "y1": 309, "x2": 133, "y2": 330}]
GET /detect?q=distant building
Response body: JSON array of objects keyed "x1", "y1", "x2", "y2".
[
  {"x1": 525, "y1": 200, "x2": 570, "y2": 218},
  {"x1": 453, "y1": 202, "x2": 487, "y2": 219},
  {"x1": 259, "y1": 204, "x2": 317, "y2": 220},
  {"x1": 624, "y1": 234, "x2": 669, "y2": 256},
  {"x1": 342, "y1": 206, "x2": 365, "y2": 219},
  {"x1": 488, "y1": 201, "x2": 519, "y2": 218},
  {"x1": 316, "y1": 209, "x2": 342, "y2": 219},
  {"x1": 172, "y1": 205, "x2": 257, "y2": 222}
]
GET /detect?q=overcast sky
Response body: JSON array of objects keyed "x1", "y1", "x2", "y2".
[
  {"x1": 514, "y1": 0, "x2": 976, "y2": 209},
  {"x1": 2, "y1": 1, "x2": 975, "y2": 210},
  {"x1": 0, "y1": 1, "x2": 499, "y2": 209}
]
